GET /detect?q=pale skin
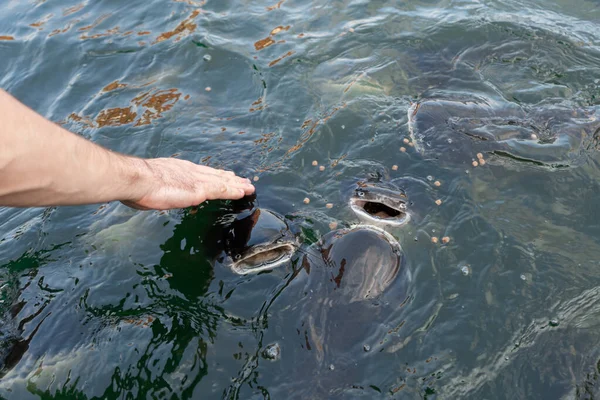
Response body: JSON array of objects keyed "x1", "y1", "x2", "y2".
[{"x1": 0, "y1": 89, "x2": 255, "y2": 210}]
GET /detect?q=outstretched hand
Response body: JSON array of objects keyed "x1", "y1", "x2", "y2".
[{"x1": 122, "y1": 158, "x2": 255, "y2": 210}]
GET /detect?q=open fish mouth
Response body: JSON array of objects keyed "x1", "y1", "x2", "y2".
[
  {"x1": 231, "y1": 241, "x2": 296, "y2": 275},
  {"x1": 349, "y1": 193, "x2": 410, "y2": 226}
]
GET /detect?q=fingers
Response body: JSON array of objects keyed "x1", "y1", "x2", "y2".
[{"x1": 202, "y1": 180, "x2": 246, "y2": 201}]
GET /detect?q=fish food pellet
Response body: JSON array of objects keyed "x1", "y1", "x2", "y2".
[
  {"x1": 435, "y1": 199, "x2": 442, "y2": 206},
  {"x1": 403, "y1": 138, "x2": 410, "y2": 144},
  {"x1": 326, "y1": 203, "x2": 333, "y2": 209},
  {"x1": 434, "y1": 181, "x2": 441, "y2": 187},
  {"x1": 531, "y1": 134, "x2": 538, "y2": 140},
  {"x1": 476, "y1": 153, "x2": 484, "y2": 160},
  {"x1": 472, "y1": 160, "x2": 479, "y2": 167},
  {"x1": 408, "y1": 142, "x2": 414, "y2": 147},
  {"x1": 253, "y1": 176, "x2": 259, "y2": 182},
  {"x1": 400, "y1": 146, "x2": 406, "y2": 152},
  {"x1": 442, "y1": 236, "x2": 450, "y2": 244},
  {"x1": 329, "y1": 221, "x2": 338, "y2": 230},
  {"x1": 205, "y1": 86, "x2": 212, "y2": 92},
  {"x1": 392, "y1": 165, "x2": 398, "y2": 171},
  {"x1": 312, "y1": 160, "x2": 318, "y2": 166},
  {"x1": 479, "y1": 159, "x2": 486, "y2": 166},
  {"x1": 319, "y1": 165, "x2": 325, "y2": 171},
  {"x1": 303, "y1": 197, "x2": 310, "y2": 204},
  {"x1": 431, "y1": 237, "x2": 439, "y2": 244}
]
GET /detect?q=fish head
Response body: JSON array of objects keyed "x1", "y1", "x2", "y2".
[
  {"x1": 223, "y1": 208, "x2": 298, "y2": 275},
  {"x1": 349, "y1": 183, "x2": 410, "y2": 227}
]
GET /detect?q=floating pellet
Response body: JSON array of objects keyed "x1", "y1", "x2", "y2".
[
  {"x1": 392, "y1": 165, "x2": 398, "y2": 171},
  {"x1": 312, "y1": 160, "x2": 318, "y2": 166},
  {"x1": 400, "y1": 147, "x2": 406, "y2": 152},
  {"x1": 442, "y1": 236, "x2": 450, "y2": 244},
  {"x1": 431, "y1": 237, "x2": 439, "y2": 244},
  {"x1": 205, "y1": 87, "x2": 212, "y2": 92},
  {"x1": 403, "y1": 138, "x2": 410, "y2": 144},
  {"x1": 326, "y1": 203, "x2": 333, "y2": 209},
  {"x1": 253, "y1": 176, "x2": 259, "y2": 182},
  {"x1": 435, "y1": 199, "x2": 442, "y2": 206},
  {"x1": 303, "y1": 197, "x2": 310, "y2": 204},
  {"x1": 476, "y1": 153, "x2": 484, "y2": 160},
  {"x1": 434, "y1": 181, "x2": 441, "y2": 187},
  {"x1": 472, "y1": 160, "x2": 479, "y2": 167},
  {"x1": 479, "y1": 159, "x2": 486, "y2": 166},
  {"x1": 329, "y1": 221, "x2": 338, "y2": 230},
  {"x1": 319, "y1": 166, "x2": 325, "y2": 171}
]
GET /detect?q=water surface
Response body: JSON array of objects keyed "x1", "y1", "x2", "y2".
[{"x1": 1, "y1": 0, "x2": 600, "y2": 398}]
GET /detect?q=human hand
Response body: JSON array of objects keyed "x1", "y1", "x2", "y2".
[{"x1": 122, "y1": 158, "x2": 255, "y2": 210}]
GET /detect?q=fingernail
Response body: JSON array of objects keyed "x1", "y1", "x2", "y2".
[
  {"x1": 244, "y1": 178, "x2": 252, "y2": 184},
  {"x1": 239, "y1": 189, "x2": 246, "y2": 197}
]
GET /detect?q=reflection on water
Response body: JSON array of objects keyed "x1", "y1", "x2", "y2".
[{"x1": 2, "y1": 0, "x2": 600, "y2": 398}]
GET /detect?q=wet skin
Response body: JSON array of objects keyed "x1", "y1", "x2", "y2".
[
  {"x1": 220, "y1": 207, "x2": 298, "y2": 275},
  {"x1": 268, "y1": 225, "x2": 410, "y2": 398},
  {"x1": 349, "y1": 182, "x2": 410, "y2": 227},
  {"x1": 408, "y1": 98, "x2": 599, "y2": 167}
]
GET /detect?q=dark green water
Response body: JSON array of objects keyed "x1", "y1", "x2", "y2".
[{"x1": 1, "y1": 0, "x2": 600, "y2": 398}]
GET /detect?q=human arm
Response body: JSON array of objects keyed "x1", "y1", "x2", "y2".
[{"x1": 0, "y1": 89, "x2": 255, "y2": 210}]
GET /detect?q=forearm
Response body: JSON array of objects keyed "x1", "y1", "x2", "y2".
[{"x1": 0, "y1": 89, "x2": 149, "y2": 207}]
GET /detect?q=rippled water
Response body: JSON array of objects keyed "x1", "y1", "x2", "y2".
[{"x1": 1, "y1": 0, "x2": 600, "y2": 398}]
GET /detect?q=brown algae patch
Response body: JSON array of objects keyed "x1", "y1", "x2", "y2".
[
  {"x1": 96, "y1": 107, "x2": 137, "y2": 127},
  {"x1": 154, "y1": 10, "x2": 200, "y2": 44},
  {"x1": 266, "y1": 0, "x2": 285, "y2": 11},
  {"x1": 269, "y1": 51, "x2": 294, "y2": 67},
  {"x1": 102, "y1": 80, "x2": 127, "y2": 92},
  {"x1": 254, "y1": 25, "x2": 290, "y2": 51}
]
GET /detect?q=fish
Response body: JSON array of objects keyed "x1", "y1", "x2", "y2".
[
  {"x1": 257, "y1": 225, "x2": 410, "y2": 398},
  {"x1": 221, "y1": 207, "x2": 298, "y2": 275},
  {"x1": 407, "y1": 97, "x2": 599, "y2": 168},
  {"x1": 314, "y1": 224, "x2": 406, "y2": 303},
  {"x1": 349, "y1": 184, "x2": 410, "y2": 227}
]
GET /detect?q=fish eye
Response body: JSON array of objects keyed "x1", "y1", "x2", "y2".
[
  {"x1": 234, "y1": 254, "x2": 241, "y2": 260},
  {"x1": 358, "y1": 191, "x2": 365, "y2": 197}
]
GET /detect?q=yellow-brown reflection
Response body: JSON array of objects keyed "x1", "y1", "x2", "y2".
[
  {"x1": 173, "y1": 0, "x2": 206, "y2": 5},
  {"x1": 249, "y1": 97, "x2": 266, "y2": 112},
  {"x1": 48, "y1": 20, "x2": 79, "y2": 37},
  {"x1": 254, "y1": 25, "x2": 289, "y2": 51},
  {"x1": 29, "y1": 14, "x2": 53, "y2": 30},
  {"x1": 285, "y1": 103, "x2": 346, "y2": 155},
  {"x1": 0, "y1": 36, "x2": 15, "y2": 40},
  {"x1": 266, "y1": 0, "x2": 285, "y2": 10},
  {"x1": 96, "y1": 107, "x2": 137, "y2": 127},
  {"x1": 68, "y1": 87, "x2": 183, "y2": 128},
  {"x1": 255, "y1": 37, "x2": 275, "y2": 51},
  {"x1": 80, "y1": 26, "x2": 120, "y2": 40},
  {"x1": 269, "y1": 50, "x2": 294, "y2": 67},
  {"x1": 78, "y1": 14, "x2": 111, "y2": 32},
  {"x1": 63, "y1": 3, "x2": 84, "y2": 16},
  {"x1": 102, "y1": 81, "x2": 127, "y2": 92},
  {"x1": 153, "y1": 10, "x2": 199, "y2": 44},
  {"x1": 132, "y1": 88, "x2": 181, "y2": 126}
]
